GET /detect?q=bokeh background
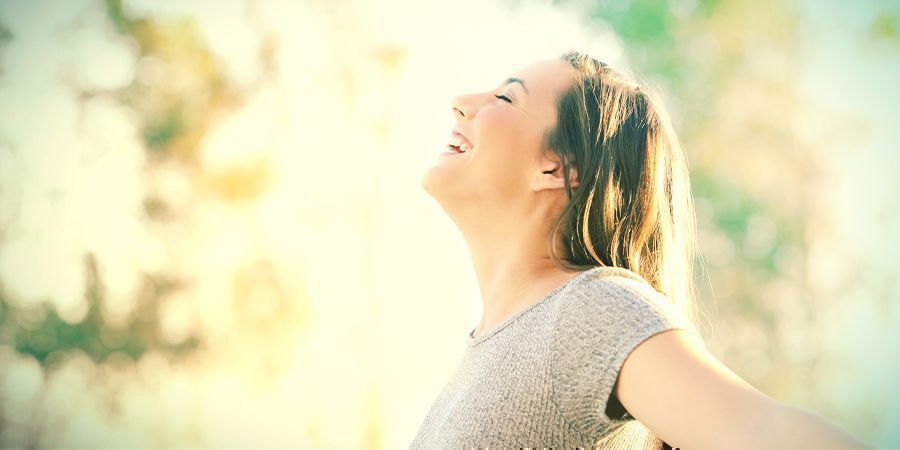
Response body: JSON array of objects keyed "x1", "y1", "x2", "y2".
[{"x1": 0, "y1": 0, "x2": 898, "y2": 447}]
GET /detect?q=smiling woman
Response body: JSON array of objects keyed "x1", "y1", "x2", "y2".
[{"x1": 412, "y1": 49, "x2": 870, "y2": 449}]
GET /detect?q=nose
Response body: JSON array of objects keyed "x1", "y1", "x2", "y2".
[
  {"x1": 453, "y1": 103, "x2": 465, "y2": 119},
  {"x1": 452, "y1": 96, "x2": 468, "y2": 119},
  {"x1": 451, "y1": 93, "x2": 481, "y2": 120}
]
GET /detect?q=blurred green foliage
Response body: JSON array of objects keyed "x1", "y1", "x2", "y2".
[
  {"x1": 1, "y1": 0, "x2": 237, "y2": 372},
  {"x1": 1, "y1": 255, "x2": 199, "y2": 367}
]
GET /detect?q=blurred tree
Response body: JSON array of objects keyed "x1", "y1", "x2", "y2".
[
  {"x1": 0, "y1": 0, "x2": 297, "y2": 445},
  {"x1": 1, "y1": 254, "x2": 199, "y2": 366}
]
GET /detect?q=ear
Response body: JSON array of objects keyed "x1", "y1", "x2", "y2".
[{"x1": 530, "y1": 153, "x2": 579, "y2": 192}]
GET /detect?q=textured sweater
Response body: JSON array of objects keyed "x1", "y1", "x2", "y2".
[{"x1": 409, "y1": 265, "x2": 701, "y2": 449}]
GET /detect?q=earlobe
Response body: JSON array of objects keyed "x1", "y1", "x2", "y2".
[
  {"x1": 566, "y1": 165, "x2": 580, "y2": 189},
  {"x1": 554, "y1": 161, "x2": 580, "y2": 190},
  {"x1": 533, "y1": 160, "x2": 580, "y2": 192}
]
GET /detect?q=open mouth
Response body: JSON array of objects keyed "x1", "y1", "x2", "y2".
[{"x1": 446, "y1": 131, "x2": 473, "y2": 154}]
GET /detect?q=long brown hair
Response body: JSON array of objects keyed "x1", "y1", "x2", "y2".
[
  {"x1": 544, "y1": 49, "x2": 699, "y2": 450},
  {"x1": 545, "y1": 50, "x2": 700, "y2": 324}
]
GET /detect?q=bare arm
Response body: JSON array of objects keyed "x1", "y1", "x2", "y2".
[
  {"x1": 750, "y1": 401, "x2": 871, "y2": 450},
  {"x1": 615, "y1": 329, "x2": 871, "y2": 450}
]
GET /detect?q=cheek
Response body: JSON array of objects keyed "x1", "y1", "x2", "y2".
[
  {"x1": 474, "y1": 107, "x2": 528, "y2": 159},
  {"x1": 471, "y1": 108, "x2": 535, "y2": 190}
]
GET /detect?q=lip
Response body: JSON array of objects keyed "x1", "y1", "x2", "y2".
[{"x1": 451, "y1": 129, "x2": 473, "y2": 148}]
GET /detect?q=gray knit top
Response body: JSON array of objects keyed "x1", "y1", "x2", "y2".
[{"x1": 409, "y1": 265, "x2": 701, "y2": 449}]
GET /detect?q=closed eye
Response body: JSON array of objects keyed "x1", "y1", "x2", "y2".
[{"x1": 494, "y1": 94, "x2": 512, "y2": 103}]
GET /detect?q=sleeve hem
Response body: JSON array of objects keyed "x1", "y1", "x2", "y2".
[{"x1": 595, "y1": 325, "x2": 700, "y2": 425}]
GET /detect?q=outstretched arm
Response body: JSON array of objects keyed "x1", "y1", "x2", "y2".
[
  {"x1": 755, "y1": 402, "x2": 871, "y2": 450},
  {"x1": 615, "y1": 329, "x2": 871, "y2": 450}
]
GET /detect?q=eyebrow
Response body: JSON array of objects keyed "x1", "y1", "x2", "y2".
[{"x1": 503, "y1": 77, "x2": 529, "y2": 95}]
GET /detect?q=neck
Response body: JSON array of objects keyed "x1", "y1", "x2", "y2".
[{"x1": 451, "y1": 196, "x2": 581, "y2": 338}]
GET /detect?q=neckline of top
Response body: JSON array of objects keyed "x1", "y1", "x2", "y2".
[{"x1": 465, "y1": 265, "x2": 642, "y2": 348}]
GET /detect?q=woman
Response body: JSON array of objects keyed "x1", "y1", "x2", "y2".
[{"x1": 411, "y1": 50, "x2": 870, "y2": 449}]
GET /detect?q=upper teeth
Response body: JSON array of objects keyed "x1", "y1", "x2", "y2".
[{"x1": 448, "y1": 133, "x2": 473, "y2": 152}]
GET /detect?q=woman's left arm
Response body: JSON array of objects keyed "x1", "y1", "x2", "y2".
[{"x1": 614, "y1": 329, "x2": 872, "y2": 450}]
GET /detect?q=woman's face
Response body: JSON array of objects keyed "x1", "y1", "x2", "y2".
[{"x1": 421, "y1": 58, "x2": 577, "y2": 209}]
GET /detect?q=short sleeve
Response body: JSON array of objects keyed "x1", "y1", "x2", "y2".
[{"x1": 548, "y1": 274, "x2": 701, "y2": 439}]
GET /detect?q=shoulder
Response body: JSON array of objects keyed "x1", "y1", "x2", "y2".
[
  {"x1": 546, "y1": 266, "x2": 699, "y2": 436},
  {"x1": 551, "y1": 266, "x2": 696, "y2": 337}
]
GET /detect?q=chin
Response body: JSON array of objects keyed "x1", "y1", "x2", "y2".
[
  {"x1": 420, "y1": 167, "x2": 437, "y2": 197},
  {"x1": 421, "y1": 167, "x2": 466, "y2": 210},
  {"x1": 420, "y1": 163, "x2": 452, "y2": 196}
]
